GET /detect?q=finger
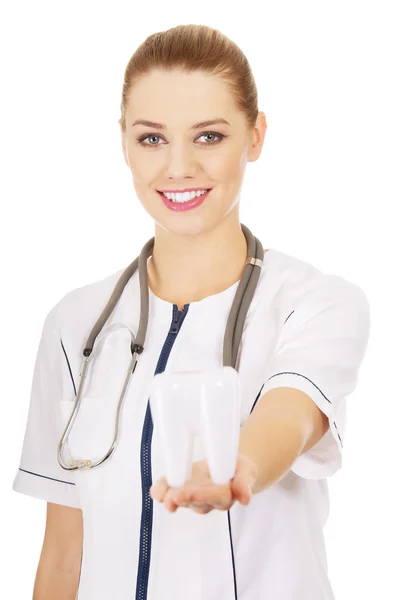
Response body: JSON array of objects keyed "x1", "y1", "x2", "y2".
[
  {"x1": 150, "y1": 477, "x2": 170, "y2": 502},
  {"x1": 213, "y1": 494, "x2": 235, "y2": 511},
  {"x1": 174, "y1": 489, "x2": 231, "y2": 513},
  {"x1": 231, "y1": 471, "x2": 253, "y2": 505},
  {"x1": 172, "y1": 488, "x2": 193, "y2": 505},
  {"x1": 167, "y1": 490, "x2": 192, "y2": 511},
  {"x1": 167, "y1": 486, "x2": 207, "y2": 509},
  {"x1": 190, "y1": 485, "x2": 232, "y2": 509},
  {"x1": 189, "y1": 496, "x2": 233, "y2": 513},
  {"x1": 171, "y1": 484, "x2": 212, "y2": 505},
  {"x1": 163, "y1": 487, "x2": 184, "y2": 512},
  {"x1": 170, "y1": 484, "x2": 214, "y2": 510},
  {"x1": 231, "y1": 455, "x2": 258, "y2": 505}
]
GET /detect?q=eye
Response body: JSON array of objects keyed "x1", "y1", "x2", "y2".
[
  {"x1": 196, "y1": 132, "x2": 225, "y2": 145},
  {"x1": 137, "y1": 134, "x2": 163, "y2": 147},
  {"x1": 136, "y1": 132, "x2": 226, "y2": 148}
]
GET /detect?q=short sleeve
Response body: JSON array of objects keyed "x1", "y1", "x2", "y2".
[
  {"x1": 262, "y1": 276, "x2": 371, "y2": 479},
  {"x1": 12, "y1": 302, "x2": 81, "y2": 508}
]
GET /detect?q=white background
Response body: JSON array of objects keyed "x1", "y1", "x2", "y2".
[{"x1": 1, "y1": 1, "x2": 398, "y2": 598}]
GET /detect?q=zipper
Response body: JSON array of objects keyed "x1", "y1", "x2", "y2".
[{"x1": 135, "y1": 303, "x2": 190, "y2": 600}]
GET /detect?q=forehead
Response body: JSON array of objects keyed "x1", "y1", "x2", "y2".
[{"x1": 126, "y1": 69, "x2": 239, "y2": 127}]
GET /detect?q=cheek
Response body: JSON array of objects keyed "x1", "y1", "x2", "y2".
[
  {"x1": 126, "y1": 141, "x2": 159, "y2": 180},
  {"x1": 130, "y1": 160, "x2": 157, "y2": 185},
  {"x1": 206, "y1": 148, "x2": 246, "y2": 183}
]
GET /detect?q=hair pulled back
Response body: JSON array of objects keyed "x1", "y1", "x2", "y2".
[{"x1": 119, "y1": 24, "x2": 259, "y2": 132}]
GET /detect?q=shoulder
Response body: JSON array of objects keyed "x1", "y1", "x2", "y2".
[
  {"x1": 51, "y1": 265, "x2": 129, "y2": 336},
  {"x1": 262, "y1": 248, "x2": 369, "y2": 324}
]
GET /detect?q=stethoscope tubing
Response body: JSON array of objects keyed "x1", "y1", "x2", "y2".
[{"x1": 57, "y1": 224, "x2": 264, "y2": 471}]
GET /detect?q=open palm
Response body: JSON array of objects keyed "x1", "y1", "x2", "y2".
[{"x1": 150, "y1": 454, "x2": 258, "y2": 514}]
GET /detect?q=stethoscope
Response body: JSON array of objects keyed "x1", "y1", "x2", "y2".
[{"x1": 57, "y1": 223, "x2": 264, "y2": 471}]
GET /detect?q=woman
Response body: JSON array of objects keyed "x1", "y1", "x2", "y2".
[{"x1": 13, "y1": 24, "x2": 370, "y2": 600}]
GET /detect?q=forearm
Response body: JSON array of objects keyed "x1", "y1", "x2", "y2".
[
  {"x1": 238, "y1": 386, "x2": 329, "y2": 495},
  {"x1": 33, "y1": 556, "x2": 81, "y2": 600}
]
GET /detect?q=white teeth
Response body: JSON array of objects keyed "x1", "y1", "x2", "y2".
[{"x1": 163, "y1": 189, "x2": 209, "y2": 203}]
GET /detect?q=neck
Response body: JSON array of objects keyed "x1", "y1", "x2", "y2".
[{"x1": 147, "y1": 213, "x2": 249, "y2": 310}]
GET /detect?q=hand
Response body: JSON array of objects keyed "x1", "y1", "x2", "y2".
[{"x1": 149, "y1": 454, "x2": 258, "y2": 515}]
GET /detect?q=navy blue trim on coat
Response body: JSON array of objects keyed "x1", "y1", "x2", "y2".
[
  {"x1": 227, "y1": 509, "x2": 238, "y2": 599},
  {"x1": 284, "y1": 309, "x2": 295, "y2": 324},
  {"x1": 264, "y1": 372, "x2": 343, "y2": 448},
  {"x1": 333, "y1": 421, "x2": 343, "y2": 446},
  {"x1": 19, "y1": 467, "x2": 76, "y2": 486},
  {"x1": 60, "y1": 338, "x2": 77, "y2": 396},
  {"x1": 267, "y1": 371, "x2": 332, "y2": 404},
  {"x1": 250, "y1": 384, "x2": 265, "y2": 414},
  {"x1": 135, "y1": 304, "x2": 190, "y2": 600}
]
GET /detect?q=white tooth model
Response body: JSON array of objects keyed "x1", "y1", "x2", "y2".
[{"x1": 149, "y1": 366, "x2": 242, "y2": 488}]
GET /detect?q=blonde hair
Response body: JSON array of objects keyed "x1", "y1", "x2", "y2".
[{"x1": 119, "y1": 24, "x2": 259, "y2": 132}]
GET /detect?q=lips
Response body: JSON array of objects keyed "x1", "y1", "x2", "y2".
[
  {"x1": 158, "y1": 187, "x2": 212, "y2": 193},
  {"x1": 158, "y1": 188, "x2": 212, "y2": 212}
]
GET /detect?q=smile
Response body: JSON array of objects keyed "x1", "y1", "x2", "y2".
[{"x1": 157, "y1": 188, "x2": 213, "y2": 212}]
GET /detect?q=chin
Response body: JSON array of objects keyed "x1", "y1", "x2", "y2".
[{"x1": 158, "y1": 215, "x2": 208, "y2": 238}]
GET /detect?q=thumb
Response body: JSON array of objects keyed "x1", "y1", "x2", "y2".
[{"x1": 231, "y1": 455, "x2": 258, "y2": 505}]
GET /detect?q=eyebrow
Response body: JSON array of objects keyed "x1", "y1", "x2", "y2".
[{"x1": 131, "y1": 118, "x2": 231, "y2": 130}]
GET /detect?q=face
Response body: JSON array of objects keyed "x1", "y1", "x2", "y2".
[{"x1": 120, "y1": 69, "x2": 267, "y2": 238}]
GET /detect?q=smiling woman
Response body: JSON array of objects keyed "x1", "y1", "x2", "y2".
[
  {"x1": 12, "y1": 23, "x2": 370, "y2": 600},
  {"x1": 117, "y1": 24, "x2": 265, "y2": 258}
]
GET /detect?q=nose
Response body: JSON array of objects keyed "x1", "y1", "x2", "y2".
[{"x1": 164, "y1": 142, "x2": 198, "y2": 180}]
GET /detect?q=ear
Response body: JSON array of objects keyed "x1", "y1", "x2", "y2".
[{"x1": 247, "y1": 112, "x2": 267, "y2": 163}]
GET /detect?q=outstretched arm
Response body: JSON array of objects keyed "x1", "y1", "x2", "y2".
[
  {"x1": 150, "y1": 387, "x2": 329, "y2": 514},
  {"x1": 238, "y1": 386, "x2": 329, "y2": 495}
]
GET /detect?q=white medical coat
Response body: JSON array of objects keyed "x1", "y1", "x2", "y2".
[{"x1": 12, "y1": 248, "x2": 370, "y2": 599}]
